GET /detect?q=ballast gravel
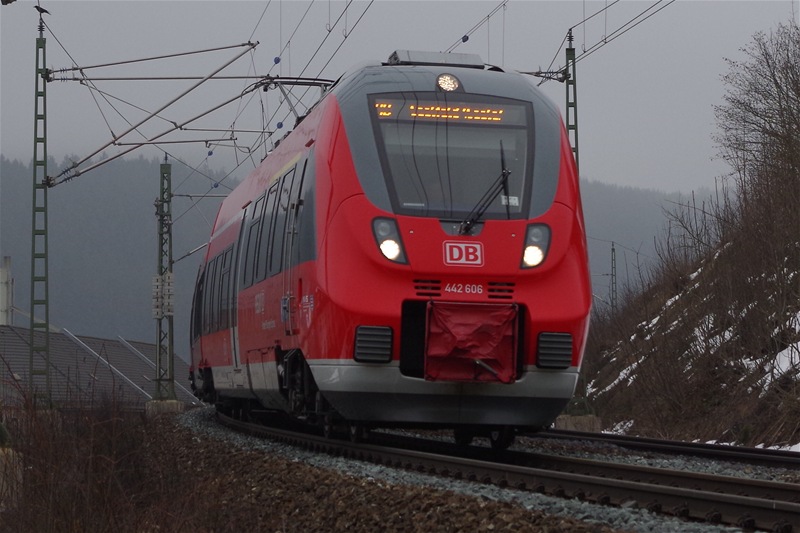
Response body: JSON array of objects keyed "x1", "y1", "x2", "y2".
[{"x1": 169, "y1": 407, "x2": 751, "y2": 533}]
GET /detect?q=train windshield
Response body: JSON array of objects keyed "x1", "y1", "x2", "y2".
[{"x1": 369, "y1": 92, "x2": 533, "y2": 219}]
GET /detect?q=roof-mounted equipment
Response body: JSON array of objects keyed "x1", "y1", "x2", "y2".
[{"x1": 386, "y1": 50, "x2": 485, "y2": 69}]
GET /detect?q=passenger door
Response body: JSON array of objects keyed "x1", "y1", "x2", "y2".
[{"x1": 279, "y1": 161, "x2": 306, "y2": 336}]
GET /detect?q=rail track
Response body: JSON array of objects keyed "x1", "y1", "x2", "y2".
[
  {"x1": 537, "y1": 428, "x2": 800, "y2": 470},
  {"x1": 216, "y1": 413, "x2": 800, "y2": 532}
]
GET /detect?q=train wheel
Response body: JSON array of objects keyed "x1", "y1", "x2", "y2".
[
  {"x1": 453, "y1": 428, "x2": 474, "y2": 446},
  {"x1": 488, "y1": 427, "x2": 515, "y2": 450}
]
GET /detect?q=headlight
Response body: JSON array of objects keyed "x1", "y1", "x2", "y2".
[
  {"x1": 521, "y1": 224, "x2": 550, "y2": 268},
  {"x1": 523, "y1": 245, "x2": 544, "y2": 267},
  {"x1": 372, "y1": 218, "x2": 408, "y2": 264},
  {"x1": 380, "y1": 239, "x2": 402, "y2": 260}
]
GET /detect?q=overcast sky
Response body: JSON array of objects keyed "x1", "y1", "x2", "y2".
[{"x1": 2, "y1": 0, "x2": 798, "y2": 193}]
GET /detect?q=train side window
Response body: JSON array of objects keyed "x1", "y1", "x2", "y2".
[
  {"x1": 294, "y1": 152, "x2": 317, "y2": 265},
  {"x1": 191, "y1": 268, "x2": 204, "y2": 342},
  {"x1": 202, "y1": 256, "x2": 218, "y2": 335},
  {"x1": 241, "y1": 195, "x2": 265, "y2": 288},
  {"x1": 285, "y1": 158, "x2": 308, "y2": 270},
  {"x1": 269, "y1": 167, "x2": 297, "y2": 277},
  {"x1": 219, "y1": 246, "x2": 233, "y2": 329},
  {"x1": 209, "y1": 254, "x2": 223, "y2": 332},
  {"x1": 255, "y1": 182, "x2": 279, "y2": 283}
]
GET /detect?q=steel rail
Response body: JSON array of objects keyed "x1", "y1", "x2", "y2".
[
  {"x1": 508, "y1": 450, "x2": 800, "y2": 504},
  {"x1": 374, "y1": 433, "x2": 800, "y2": 505},
  {"x1": 216, "y1": 414, "x2": 799, "y2": 532},
  {"x1": 538, "y1": 429, "x2": 800, "y2": 468}
]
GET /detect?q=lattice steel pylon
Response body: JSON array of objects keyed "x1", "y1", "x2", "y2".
[
  {"x1": 611, "y1": 241, "x2": 618, "y2": 314},
  {"x1": 152, "y1": 155, "x2": 176, "y2": 400},
  {"x1": 565, "y1": 29, "x2": 579, "y2": 172},
  {"x1": 28, "y1": 13, "x2": 52, "y2": 406},
  {"x1": 530, "y1": 29, "x2": 580, "y2": 170}
]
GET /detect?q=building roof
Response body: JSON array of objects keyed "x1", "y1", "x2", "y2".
[{"x1": 0, "y1": 325, "x2": 200, "y2": 409}]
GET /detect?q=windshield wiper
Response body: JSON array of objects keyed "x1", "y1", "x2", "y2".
[{"x1": 458, "y1": 140, "x2": 511, "y2": 235}]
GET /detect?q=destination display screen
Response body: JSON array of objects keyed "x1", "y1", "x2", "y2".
[{"x1": 373, "y1": 98, "x2": 526, "y2": 126}]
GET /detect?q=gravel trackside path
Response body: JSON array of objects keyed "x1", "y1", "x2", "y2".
[{"x1": 155, "y1": 409, "x2": 625, "y2": 533}]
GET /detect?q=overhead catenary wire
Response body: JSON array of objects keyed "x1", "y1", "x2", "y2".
[
  {"x1": 73, "y1": 81, "x2": 175, "y2": 130},
  {"x1": 45, "y1": 20, "x2": 261, "y2": 154},
  {"x1": 256, "y1": 0, "x2": 371, "y2": 156},
  {"x1": 296, "y1": 0, "x2": 354, "y2": 79},
  {"x1": 52, "y1": 70, "x2": 265, "y2": 185},
  {"x1": 574, "y1": 0, "x2": 677, "y2": 65},
  {"x1": 587, "y1": 235, "x2": 652, "y2": 261},
  {"x1": 51, "y1": 42, "x2": 258, "y2": 184},
  {"x1": 47, "y1": 33, "x2": 236, "y2": 194},
  {"x1": 60, "y1": 75, "x2": 328, "y2": 82},
  {"x1": 31, "y1": 5, "x2": 287, "y2": 262},
  {"x1": 536, "y1": 0, "x2": 675, "y2": 84},
  {"x1": 248, "y1": 0, "x2": 274, "y2": 43},
  {"x1": 233, "y1": 0, "x2": 315, "y2": 162},
  {"x1": 50, "y1": 43, "x2": 255, "y2": 74},
  {"x1": 183, "y1": 1, "x2": 371, "y2": 210},
  {"x1": 540, "y1": 0, "x2": 620, "y2": 75},
  {"x1": 309, "y1": 0, "x2": 374, "y2": 79},
  {"x1": 43, "y1": 19, "x2": 126, "y2": 143},
  {"x1": 45, "y1": 18, "x2": 266, "y2": 179},
  {"x1": 444, "y1": 0, "x2": 508, "y2": 54},
  {"x1": 200, "y1": 0, "x2": 375, "y2": 209},
  {"x1": 42, "y1": 9, "x2": 272, "y2": 191},
  {"x1": 71, "y1": 0, "x2": 356, "y2": 179},
  {"x1": 39, "y1": 2, "x2": 376, "y2": 227},
  {"x1": 201, "y1": 0, "x2": 349, "y2": 170}
]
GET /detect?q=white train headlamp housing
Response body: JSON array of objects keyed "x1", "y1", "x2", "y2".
[
  {"x1": 372, "y1": 217, "x2": 408, "y2": 264},
  {"x1": 521, "y1": 224, "x2": 550, "y2": 268}
]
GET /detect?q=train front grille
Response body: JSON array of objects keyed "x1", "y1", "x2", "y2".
[
  {"x1": 413, "y1": 279, "x2": 442, "y2": 297},
  {"x1": 487, "y1": 282, "x2": 515, "y2": 300},
  {"x1": 536, "y1": 332, "x2": 573, "y2": 369},
  {"x1": 353, "y1": 326, "x2": 393, "y2": 363}
]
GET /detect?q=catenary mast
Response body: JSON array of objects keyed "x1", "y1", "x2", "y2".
[{"x1": 29, "y1": 4, "x2": 52, "y2": 405}]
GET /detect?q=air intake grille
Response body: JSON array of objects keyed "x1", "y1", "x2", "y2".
[
  {"x1": 487, "y1": 282, "x2": 515, "y2": 300},
  {"x1": 354, "y1": 326, "x2": 393, "y2": 363},
  {"x1": 414, "y1": 279, "x2": 442, "y2": 297},
  {"x1": 537, "y1": 333, "x2": 573, "y2": 369}
]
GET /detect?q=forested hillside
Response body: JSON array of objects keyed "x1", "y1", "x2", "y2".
[{"x1": 583, "y1": 21, "x2": 800, "y2": 447}]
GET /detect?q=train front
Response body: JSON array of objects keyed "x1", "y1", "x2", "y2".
[{"x1": 309, "y1": 51, "x2": 591, "y2": 432}]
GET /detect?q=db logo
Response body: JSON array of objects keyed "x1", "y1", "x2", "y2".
[{"x1": 443, "y1": 241, "x2": 484, "y2": 266}]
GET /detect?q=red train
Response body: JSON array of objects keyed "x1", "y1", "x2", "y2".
[{"x1": 190, "y1": 50, "x2": 591, "y2": 448}]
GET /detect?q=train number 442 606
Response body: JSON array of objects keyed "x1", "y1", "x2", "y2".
[{"x1": 444, "y1": 283, "x2": 484, "y2": 294}]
